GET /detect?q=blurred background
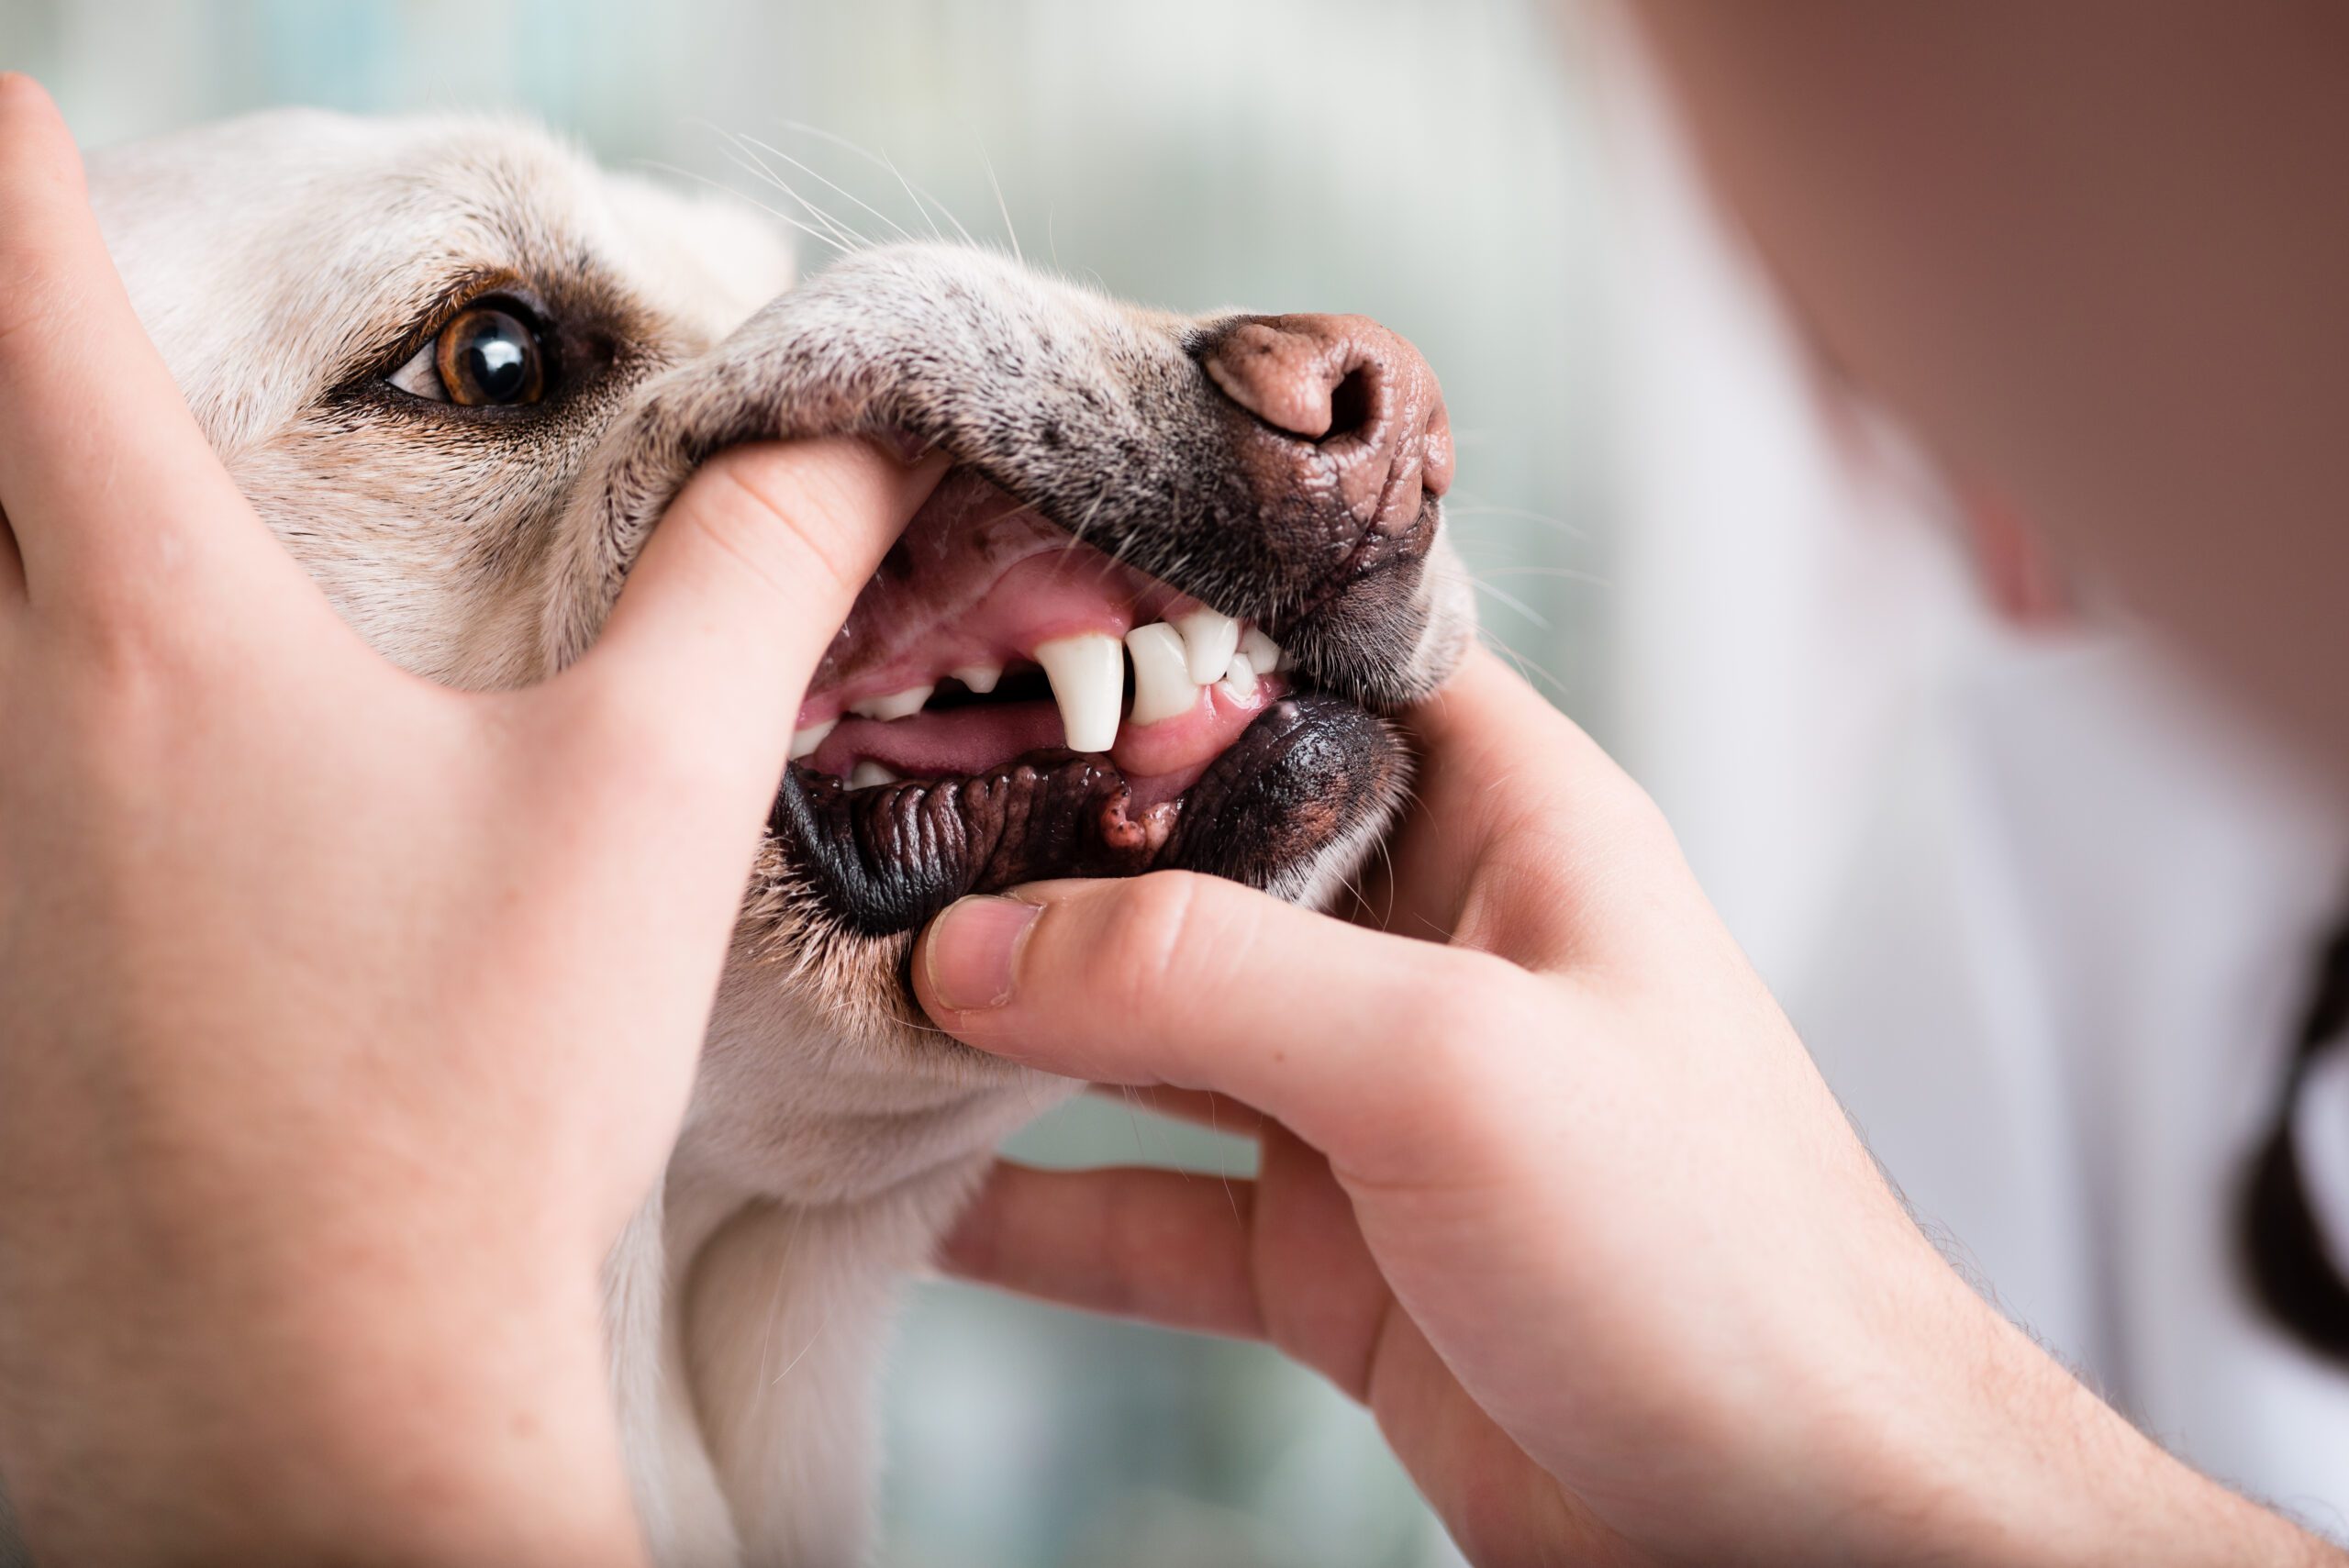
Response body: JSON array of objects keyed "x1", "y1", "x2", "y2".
[{"x1": 10, "y1": 0, "x2": 2349, "y2": 1560}]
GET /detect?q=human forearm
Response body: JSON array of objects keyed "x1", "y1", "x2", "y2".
[{"x1": 1856, "y1": 1295, "x2": 2340, "y2": 1568}]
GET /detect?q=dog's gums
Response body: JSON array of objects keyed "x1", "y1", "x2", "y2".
[{"x1": 768, "y1": 466, "x2": 1396, "y2": 933}]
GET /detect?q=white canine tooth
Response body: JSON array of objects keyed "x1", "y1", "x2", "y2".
[
  {"x1": 847, "y1": 760, "x2": 901, "y2": 789},
  {"x1": 1173, "y1": 606, "x2": 1241, "y2": 685},
  {"x1": 1240, "y1": 627, "x2": 1282, "y2": 675},
  {"x1": 848, "y1": 684, "x2": 934, "y2": 722},
  {"x1": 1125, "y1": 623, "x2": 1203, "y2": 728},
  {"x1": 1219, "y1": 651, "x2": 1259, "y2": 700},
  {"x1": 950, "y1": 662, "x2": 1002, "y2": 695},
  {"x1": 789, "y1": 718, "x2": 837, "y2": 760},
  {"x1": 1034, "y1": 632, "x2": 1125, "y2": 753}
]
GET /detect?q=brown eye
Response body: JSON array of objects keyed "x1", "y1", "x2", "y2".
[{"x1": 434, "y1": 306, "x2": 545, "y2": 407}]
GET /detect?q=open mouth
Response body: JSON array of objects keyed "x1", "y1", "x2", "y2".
[{"x1": 768, "y1": 468, "x2": 1402, "y2": 933}]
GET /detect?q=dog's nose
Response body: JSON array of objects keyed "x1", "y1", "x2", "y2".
[{"x1": 1201, "y1": 313, "x2": 1453, "y2": 571}]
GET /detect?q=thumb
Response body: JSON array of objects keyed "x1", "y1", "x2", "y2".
[
  {"x1": 561, "y1": 436, "x2": 946, "y2": 790},
  {"x1": 912, "y1": 872, "x2": 1540, "y2": 1182}
]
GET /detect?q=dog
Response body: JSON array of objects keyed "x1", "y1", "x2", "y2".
[{"x1": 1, "y1": 108, "x2": 1469, "y2": 1566}]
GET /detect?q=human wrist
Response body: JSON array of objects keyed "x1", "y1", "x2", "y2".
[{"x1": 1817, "y1": 1276, "x2": 2334, "y2": 1568}]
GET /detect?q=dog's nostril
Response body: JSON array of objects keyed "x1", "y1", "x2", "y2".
[
  {"x1": 1204, "y1": 319, "x2": 1349, "y2": 440},
  {"x1": 1202, "y1": 312, "x2": 1453, "y2": 508},
  {"x1": 1324, "y1": 366, "x2": 1374, "y2": 442}
]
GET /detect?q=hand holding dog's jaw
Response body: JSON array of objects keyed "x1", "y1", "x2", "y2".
[
  {"x1": 917, "y1": 645, "x2": 2339, "y2": 1568},
  {"x1": 0, "y1": 76, "x2": 938, "y2": 1568}
]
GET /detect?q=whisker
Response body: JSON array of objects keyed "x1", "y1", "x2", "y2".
[
  {"x1": 695, "y1": 119, "x2": 875, "y2": 253},
  {"x1": 1462, "y1": 575, "x2": 1553, "y2": 630},
  {"x1": 716, "y1": 137, "x2": 873, "y2": 253},
  {"x1": 774, "y1": 119, "x2": 979, "y2": 249},
  {"x1": 738, "y1": 132, "x2": 918, "y2": 248},
  {"x1": 631, "y1": 158, "x2": 848, "y2": 257},
  {"x1": 977, "y1": 141, "x2": 1024, "y2": 267},
  {"x1": 1480, "y1": 628, "x2": 1573, "y2": 704},
  {"x1": 1475, "y1": 564, "x2": 1614, "y2": 589},
  {"x1": 769, "y1": 1296, "x2": 836, "y2": 1386},
  {"x1": 1442, "y1": 495, "x2": 1589, "y2": 539}
]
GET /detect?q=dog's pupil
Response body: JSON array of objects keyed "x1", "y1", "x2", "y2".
[
  {"x1": 440, "y1": 306, "x2": 543, "y2": 406},
  {"x1": 467, "y1": 333, "x2": 526, "y2": 398},
  {"x1": 462, "y1": 319, "x2": 529, "y2": 399}
]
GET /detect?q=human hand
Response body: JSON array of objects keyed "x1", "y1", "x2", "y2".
[
  {"x1": 916, "y1": 646, "x2": 2332, "y2": 1566},
  {"x1": 0, "y1": 77, "x2": 941, "y2": 1566}
]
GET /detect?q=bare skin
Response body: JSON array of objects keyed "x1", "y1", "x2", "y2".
[
  {"x1": 9, "y1": 0, "x2": 2349, "y2": 1557},
  {"x1": 919, "y1": 650, "x2": 2338, "y2": 1566},
  {"x1": 0, "y1": 76, "x2": 943, "y2": 1567},
  {"x1": 913, "y1": 4, "x2": 2349, "y2": 1561}
]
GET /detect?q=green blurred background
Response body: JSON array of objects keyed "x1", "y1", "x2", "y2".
[{"x1": 0, "y1": 3, "x2": 1614, "y2": 1562}]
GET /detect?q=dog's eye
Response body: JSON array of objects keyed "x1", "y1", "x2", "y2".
[{"x1": 387, "y1": 305, "x2": 547, "y2": 407}]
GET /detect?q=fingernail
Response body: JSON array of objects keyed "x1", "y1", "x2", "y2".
[{"x1": 924, "y1": 895, "x2": 1041, "y2": 1012}]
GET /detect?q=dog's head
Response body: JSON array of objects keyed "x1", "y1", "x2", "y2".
[{"x1": 90, "y1": 110, "x2": 1472, "y2": 1196}]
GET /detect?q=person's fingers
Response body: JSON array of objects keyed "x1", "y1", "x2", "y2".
[
  {"x1": 913, "y1": 872, "x2": 1543, "y2": 1182},
  {"x1": 939, "y1": 1162, "x2": 1265, "y2": 1340},
  {"x1": 557, "y1": 438, "x2": 945, "y2": 804},
  {"x1": 0, "y1": 506, "x2": 24, "y2": 605},
  {"x1": 1381, "y1": 641, "x2": 1706, "y2": 974},
  {"x1": 0, "y1": 75, "x2": 271, "y2": 615}
]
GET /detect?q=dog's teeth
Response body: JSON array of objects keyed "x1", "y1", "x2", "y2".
[
  {"x1": 1034, "y1": 632, "x2": 1124, "y2": 753},
  {"x1": 1219, "y1": 651, "x2": 1259, "y2": 700},
  {"x1": 848, "y1": 684, "x2": 934, "y2": 722},
  {"x1": 950, "y1": 662, "x2": 1003, "y2": 695},
  {"x1": 789, "y1": 718, "x2": 838, "y2": 760},
  {"x1": 1240, "y1": 627, "x2": 1282, "y2": 675},
  {"x1": 1125, "y1": 623, "x2": 1201, "y2": 727},
  {"x1": 847, "y1": 760, "x2": 901, "y2": 789},
  {"x1": 1173, "y1": 607, "x2": 1241, "y2": 685}
]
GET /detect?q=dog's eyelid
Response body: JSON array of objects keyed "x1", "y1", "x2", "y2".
[{"x1": 386, "y1": 339, "x2": 449, "y2": 402}]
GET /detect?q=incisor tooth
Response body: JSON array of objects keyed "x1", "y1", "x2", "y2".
[
  {"x1": 847, "y1": 760, "x2": 901, "y2": 789},
  {"x1": 1125, "y1": 623, "x2": 1201, "y2": 727},
  {"x1": 848, "y1": 684, "x2": 934, "y2": 722},
  {"x1": 1219, "y1": 651, "x2": 1259, "y2": 700},
  {"x1": 950, "y1": 662, "x2": 1002, "y2": 695},
  {"x1": 1240, "y1": 627, "x2": 1282, "y2": 674},
  {"x1": 1173, "y1": 607, "x2": 1241, "y2": 685},
  {"x1": 1034, "y1": 632, "x2": 1124, "y2": 753},
  {"x1": 789, "y1": 718, "x2": 837, "y2": 760}
]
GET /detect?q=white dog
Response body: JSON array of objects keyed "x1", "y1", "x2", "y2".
[{"x1": 2, "y1": 110, "x2": 1468, "y2": 1567}]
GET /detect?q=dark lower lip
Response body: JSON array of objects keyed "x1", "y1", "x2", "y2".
[{"x1": 767, "y1": 692, "x2": 1403, "y2": 935}]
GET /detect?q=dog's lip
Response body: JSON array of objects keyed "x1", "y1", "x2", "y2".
[{"x1": 768, "y1": 692, "x2": 1397, "y2": 936}]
